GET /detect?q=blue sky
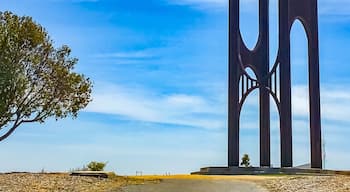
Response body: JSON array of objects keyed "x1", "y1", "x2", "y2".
[{"x1": 1, "y1": 0, "x2": 350, "y2": 175}]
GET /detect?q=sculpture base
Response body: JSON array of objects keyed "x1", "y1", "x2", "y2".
[{"x1": 191, "y1": 167, "x2": 350, "y2": 175}]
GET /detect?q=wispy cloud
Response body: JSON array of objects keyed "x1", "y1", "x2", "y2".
[
  {"x1": 292, "y1": 85, "x2": 350, "y2": 123},
  {"x1": 85, "y1": 82, "x2": 226, "y2": 129},
  {"x1": 167, "y1": 0, "x2": 227, "y2": 9},
  {"x1": 94, "y1": 50, "x2": 157, "y2": 60},
  {"x1": 232, "y1": 84, "x2": 350, "y2": 124},
  {"x1": 169, "y1": 0, "x2": 226, "y2": 6},
  {"x1": 85, "y1": 83, "x2": 350, "y2": 130},
  {"x1": 168, "y1": 0, "x2": 350, "y2": 17},
  {"x1": 167, "y1": 0, "x2": 268, "y2": 10},
  {"x1": 50, "y1": 0, "x2": 99, "y2": 2},
  {"x1": 92, "y1": 49, "x2": 160, "y2": 65},
  {"x1": 319, "y1": 0, "x2": 350, "y2": 16}
]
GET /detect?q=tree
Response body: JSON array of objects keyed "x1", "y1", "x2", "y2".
[
  {"x1": 87, "y1": 161, "x2": 107, "y2": 171},
  {"x1": 0, "y1": 11, "x2": 92, "y2": 141},
  {"x1": 240, "y1": 154, "x2": 251, "y2": 168}
]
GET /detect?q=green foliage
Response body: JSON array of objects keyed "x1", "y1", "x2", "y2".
[
  {"x1": 240, "y1": 154, "x2": 251, "y2": 168},
  {"x1": 0, "y1": 11, "x2": 92, "y2": 141},
  {"x1": 87, "y1": 161, "x2": 107, "y2": 171}
]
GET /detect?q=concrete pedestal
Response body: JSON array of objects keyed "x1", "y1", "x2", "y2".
[{"x1": 191, "y1": 167, "x2": 344, "y2": 175}]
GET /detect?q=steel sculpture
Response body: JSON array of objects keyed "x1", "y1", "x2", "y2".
[{"x1": 228, "y1": 0, "x2": 322, "y2": 168}]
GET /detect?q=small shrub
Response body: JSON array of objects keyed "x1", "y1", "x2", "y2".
[
  {"x1": 240, "y1": 154, "x2": 251, "y2": 168},
  {"x1": 87, "y1": 161, "x2": 107, "y2": 171}
]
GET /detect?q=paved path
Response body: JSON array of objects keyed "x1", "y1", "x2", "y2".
[{"x1": 119, "y1": 179, "x2": 267, "y2": 192}]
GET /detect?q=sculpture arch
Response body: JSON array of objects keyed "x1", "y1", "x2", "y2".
[
  {"x1": 290, "y1": 20, "x2": 311, "y2": 166},
  {"x1": 228, "y1": 0, "x2": 322, "y2": 168},
  {"x1": 239, "y1": 0, "x2": 259, "y2": 50}
]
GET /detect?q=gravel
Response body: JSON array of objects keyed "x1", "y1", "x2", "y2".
[
  {"x1": 0, "y1": 173, "x2": 349, "y2": 192},
  {"x1": 261, "y1": 175, "x2": 350, "y2": 192},
  {"x1": 0, "y1": 173, "x2": 127, "y2": 192}
]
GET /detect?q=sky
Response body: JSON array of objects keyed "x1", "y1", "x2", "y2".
[{"x1": 0, "y1": 0, "x2": 350, "y2": 175}]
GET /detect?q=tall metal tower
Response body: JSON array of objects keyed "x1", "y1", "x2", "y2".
[{"x1": 228, "y1": 0, "x2": 322, "y2": 168}]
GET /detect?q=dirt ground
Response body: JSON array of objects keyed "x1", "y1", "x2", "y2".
[
  {"x1": 119, "y1": 175, "x2": 275, "y2": 192},
  {"x1": 1, "y1": 173, "x2": 349, "y2": 192},
  {"x1": 126, "y1": 174, "x2": 350, "y2": 192}
]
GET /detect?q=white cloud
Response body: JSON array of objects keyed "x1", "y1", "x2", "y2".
[
  {"x1": 48, "y1": 0, "x2": 99, "y2": 2},
  {"x1": 85, "y1": 82, "x2": 226, "y2": 129},
  {"x1": 319, "y1": 0, "x2": 350, "y2": 16},
  {"x1": 291, "y1": 85, "x2": 350, "y2": 123},
  {"x1": 169, "y1": 0, "x2": 226, "y2": 6},
  {"x1": 292, "y1": 85, "x2": 309, "y2": 117},
  {"x1": 45, "y1": 83, "x2": 350, "y2": 171},
  {"x1": 91, "y1": 49, "x2": 161, "y2": 65},
  {"x1": 168, "y1": 0, "x2": 259, "y2": 7},
  {"x1": 167, "y1": 0, "x2": 227, "y2": 9},
  {"x1": 86, "y1": 83, "x2": 350, "y2": 130},
  {"x1": 168, "y1": 0, "x2": 350, "y2": 17},
  {"x1": 94, "y1": 50, "x2": 156, "y2": 59}
]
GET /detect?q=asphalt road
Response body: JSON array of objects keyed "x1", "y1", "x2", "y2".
[{"x1": 119, "y1": 179, "x2": 267, "y2": 192}]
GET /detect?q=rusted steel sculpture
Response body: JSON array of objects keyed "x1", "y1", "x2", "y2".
[{"x1": 228, "y1": 0, "x2": 322, "y2": 168}]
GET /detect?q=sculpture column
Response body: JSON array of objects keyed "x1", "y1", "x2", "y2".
[{"x1": 228, "y1": 0, "x2": 240, "y2": 167}]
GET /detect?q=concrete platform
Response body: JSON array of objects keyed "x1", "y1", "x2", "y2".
[
  {"x1": 70, "y1": 171, "x2": 109, "y2": 178},
  {"x1": 191, "y1": 167, "x2": 350, "y2": 176}
]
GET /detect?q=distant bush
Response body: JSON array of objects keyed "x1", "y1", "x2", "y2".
[
  {"x1": 87, "y1": 161, "x2": 107, "y2": 171},
  {"x1": 240, "y1": 154, "x2": 251, "y2": 168}
]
